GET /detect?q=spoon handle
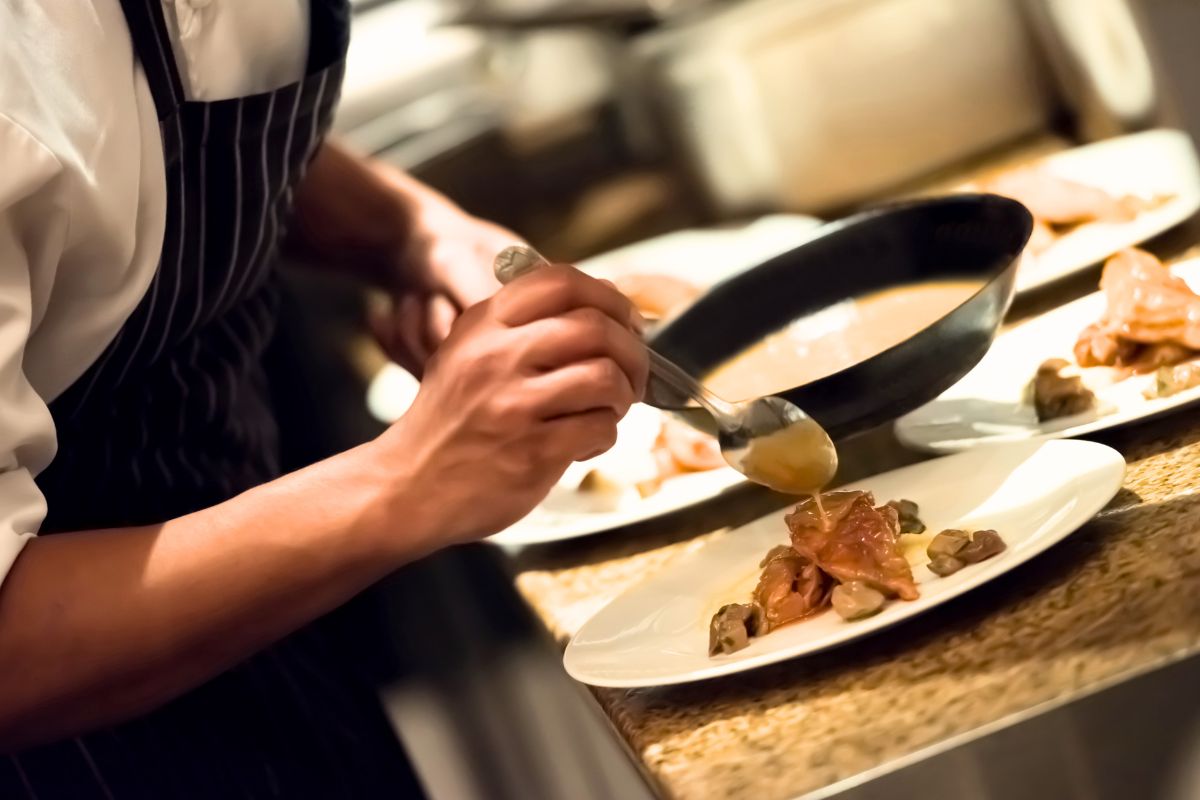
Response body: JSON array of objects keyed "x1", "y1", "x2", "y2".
[{"x1": 492, "y1": 245, "x2": 740, "y2": 430}]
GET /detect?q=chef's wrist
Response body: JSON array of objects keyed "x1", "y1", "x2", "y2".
[{"x1": 346, "y1": 433, "x2": 450, "y2": 565}]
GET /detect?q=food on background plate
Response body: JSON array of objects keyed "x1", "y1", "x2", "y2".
[
  {"x1": 612, "y1": 273, "x2": 702, "y2": 322},
  {"x1": 1075, "y1": 248, "x2": 1200, "y2": 369},
  {"x1": 709, "y1": 493, "x2": 1009, "y2": 655},
  {"x1": 969, "y1": 167, "x2": 1171, "y2": 256},
  {"x1": 1027, "y1": 248, "x2": 1200, "y2": 417},
  {"x1": 1032, "y1": 358, "x2": 1097, "y2": 422},
  {"x1": 1147, "y1": 363, "x2": 1200, "y2": 399},
  {"x1": 573, "y1": 413, "x2": 724, "y2": 505},
  {"x1": 704, "y1": 280, "x2": 982, "y2": 402}
]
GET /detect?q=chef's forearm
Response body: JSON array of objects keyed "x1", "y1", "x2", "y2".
[
  {"x1": 0, "y1": 440, "x2": 428, "y2": 752},
  {"x1": 287, "y1": 140, "x2": 451, "y2": 285}
]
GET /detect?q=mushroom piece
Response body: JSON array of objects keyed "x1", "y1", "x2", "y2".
[
  {"x1": 928, "y1": 555, "x2": 966, "y2": 577},
  {"x1": 958, "y1": 530, "x2": 1007, "y2": 564},
  {"x1": 830, "y1": 581, "x2": 886, "y2": 621},
  {"x1": 886, "y1": 499, "x2": 926, "y2": 535},
  {"x1": 708, "y1": 603, "x2": 763, "y2": 656},
  {"x1": 927, "y1": 529, "x2": 970, "y2": 560}
]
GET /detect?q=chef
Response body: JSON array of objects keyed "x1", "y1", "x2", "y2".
[{"x1": 0, "y1": 1, "x2": 647, "y2": 796}]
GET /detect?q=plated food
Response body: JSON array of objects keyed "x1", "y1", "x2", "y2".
[
  {"x1": 897, "y1": 252, "x2": 1200, "y2": 453},
  {"x1": 968, "y1": 165, "x2": 1169, "y2": 259},
  {"x1": 565, "y1": 440, "x2": 1124, "y2": 688},
  {"x1": 1033, "y1": 248, "x2": 1200, "y2": 422},
  {"x1": 956, "y1": 129, "x2": 1200, "y2": 294},
  {"x1": 708, "y1": 493, "x2": 1005, "y2": 656}
]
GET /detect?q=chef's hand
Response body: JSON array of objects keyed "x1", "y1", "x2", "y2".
[
  {"x1": 383, "y1": 264, "x2": 648, "y2": 545},
  {"x1": 370, "y1": 200, "x2": 514, "y2": 376}
]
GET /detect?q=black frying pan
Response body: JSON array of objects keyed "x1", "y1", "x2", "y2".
[{"x1": 646, "y1": 194, "x2": 1033, "y2": 441}]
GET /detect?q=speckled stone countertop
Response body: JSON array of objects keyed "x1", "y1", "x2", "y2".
[{"x1": 506, "y1": 218, "x2": 1200, "y2": 799}]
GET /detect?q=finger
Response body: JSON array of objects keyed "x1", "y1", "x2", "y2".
[
  {"x1": 526, "y1": 357, "x2": 637, "y2": 420},
  {"x1": 424, "y1": 294, "x2": 459, "y2": 350},
  {"x1": 540, "y1": 408, "x2": 621, "y2": 463},
  {"x1": 442, "y1": 258, "x2": 502, "y2": 310},
  {"x1": 369, "y1": 298, "x2": 420, "y2": 376},
  {"x1": 397, "y1": 294, "x2": 432, "y2": 367},
  {"x1": 493, "y1": 264, "x2": 643, "y2": 333},
  {"x1": 518, "y1": 308, "x2": 649, "y2": 401}
]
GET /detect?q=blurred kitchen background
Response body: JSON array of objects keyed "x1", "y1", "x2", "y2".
[{"x1": 266, "y1": 1, "x2": 1200, "y2": 798}]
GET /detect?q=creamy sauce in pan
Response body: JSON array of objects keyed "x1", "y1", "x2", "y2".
[{"x1": 704, "y1": 281, "x2": 984, "y2": 402}]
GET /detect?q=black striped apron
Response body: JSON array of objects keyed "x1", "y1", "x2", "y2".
[{"x1": 2, "y1": 1, "x2": 423, "y2": 796}]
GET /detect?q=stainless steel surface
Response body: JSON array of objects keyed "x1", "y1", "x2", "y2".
[
  {"x1": 818, "y1": 652, "x2": 1200, "y2": 800},
  {"x1": 629, "y1": 0, "x2": 1054, "y2": 215},
  {"x1": 336, "y1": 0, "x2": 501, "y2": 168},
  {"x1": 1020, "y1": 0, "x2": 1164, "y2": 140},
  {"x1": 493, "y1": 244, "x2": 839, "y2": 494}
]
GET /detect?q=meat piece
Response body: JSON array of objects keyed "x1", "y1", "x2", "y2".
[
  {"x1": 759, "y1": 544, "x2": 795, "y2": 568},
  {"x1": 1032, "y1": 359, "x2": 1096, "y2": 421},
  {"x1": 752, "y1": 549, "x2": 832, "y2": 633},
  {"x1": 1074, "y1": 323, "x2": 1136, "y2": 368},
  {"x1": 613, "y1": 274, "x2": 701, "y2": 321},
  {"x1": 1147, "y1": 362, "x2": 1200, "y2": 399},
  {"x1": 927, "y1": 529, "x2": 969, "y2": 560},
  {"x1": 1075, "y1": 249, "x2": 1200, "y2": 365},
  {"x1": 831, "y1": 581, "x2": 885, "y2": 621},
  {"x1": 659, "y1": 417, "x2": 724, "y2": 472},
  {"x1": 886, "y1": 499, "x2": 926, "y2": 534},
  {"x1": 977, "y1": 166, "x2": 1141, "y2": 227},
  {"x1": 708, "y1": 603, "x2": 763, "y2": 656},
  {"x1": 785, "y1": 492, "x2": 919, "y2": 601},
  {"x1": 958, "y1": 530, "x2": 1007, "y2": 564},
  {"x1": 1028, "y1": 218, "x2": 1058, "y2": 255},
  {"x1": 928, "y1": 555, "x2": 965, "y2": 577}
]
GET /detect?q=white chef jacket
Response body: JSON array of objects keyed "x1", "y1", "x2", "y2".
[{"x1": 0, "y1": 0, "x2": 310, "y2": 585}]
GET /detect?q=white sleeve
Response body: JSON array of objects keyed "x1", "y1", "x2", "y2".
[{"x1": 0, "y1": 115, "x2": 67, "y2": 585}]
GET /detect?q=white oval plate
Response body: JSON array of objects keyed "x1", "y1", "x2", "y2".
[
  {"x1": 895, "y1": 257, "x2": 1200, "y2": 454},
  {"x1": 564, "y1": 440, "x2": 1124, "y2": 688},
  {"x1": 577, "y1": 214, "x2": 824, "y2": 290},
  {"x1": 490, "y1": 405, "x2": 746, "y2": 547},
  {"x1": 366, "y1": 375, "x2": 746, "y2": 546},
  {"x1": 1001, "y1": 129, "x2": 1200, "y2": 295}
]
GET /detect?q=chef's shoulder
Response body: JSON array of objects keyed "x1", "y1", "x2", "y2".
[{"x1": 0, "y1": 1, "x2": 145, "y2": 180}]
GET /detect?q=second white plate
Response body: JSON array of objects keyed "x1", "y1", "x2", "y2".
[
  {"x1": 895, "y1": 257, "x2": 1200, "y2": 454},
  {"x1": 1003, "y1": 129, "x2": 1200, "y2": 294},
  {"x1": 564, "y1": 440, "x2": 1124, "y2": 688}
]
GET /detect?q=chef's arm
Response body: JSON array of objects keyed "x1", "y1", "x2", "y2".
[
  {"x1": 0, "y1": 442, "x2": 425, "y2": 752},
  {"x1": 287, "y1": 140, "x2": 512, "y2": 323},
  {"x1": 286, "y1": 139, "x2": 459, "y2": 287},
  {"x1": 0, "y1": 263, "x2": 646, "y2": 753}
]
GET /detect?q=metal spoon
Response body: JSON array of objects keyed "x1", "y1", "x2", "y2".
[{"x1": 494, "y1": 245, "x2": 839, "y2": 495}]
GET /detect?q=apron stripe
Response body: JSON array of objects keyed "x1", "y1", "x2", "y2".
[
  {"x1": 209, "y1": 98, "x2": 246, "y2": 319},
  {"x1": 184, "y1": 105, "x2": 211, "y2": 340},
  {"x1": 236, "y1": 92, "x2": 279, "y2": 312},
  {"x1": 7, "y1": 754, "x2": 36, "y2": 799},
  {"x1": 73, "y1": 739, "x2": 115, "y2": 800},
  {"x1": 147, "y1": 118, "x2": 189, "y2": 365},
  {"x1": 264, "y1": 85, "x2": 305, "y2": 283}
]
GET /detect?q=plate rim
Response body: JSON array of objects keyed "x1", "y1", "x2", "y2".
[
  {"x1": 488, "y1": 465, "x2": 747, "y2": 546},
  {"x1": 1008, "y1": 127, "x2": 1200, "y2": 295}
]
